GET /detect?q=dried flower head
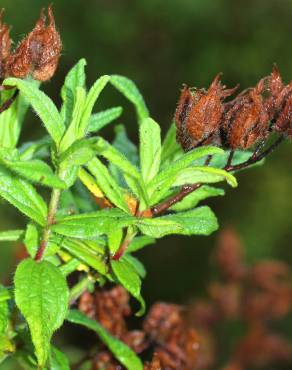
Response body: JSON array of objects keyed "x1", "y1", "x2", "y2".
[
  {"x1": 175, "y1": 75, "x2": 237, "y2": 151},
  {"x1": 0, "y1": 9, "x2": 11, "y2": 79},
  {"x1": 5, "y1": 6, "x2": 61, "y2": 81}
]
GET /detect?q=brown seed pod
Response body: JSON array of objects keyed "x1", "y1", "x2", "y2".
[
  {"x1": 274, "y1": 93, "x2": 292, "y2": 136},
  {"x1": 5, "y1": 6, "x2": 62, "y2": 81},
  {"x1": 175, "y1": 75, "x2": 237, "y2": 151},
  {"x1": 224, "y1": 81, "x2": 270, "y2": 150},
  {"x1": 0, "y1": 9, "x2": 11, "y2": 79}
]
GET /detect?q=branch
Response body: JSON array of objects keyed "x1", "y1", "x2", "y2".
[{"x1": 151, "y1": 136, "x2": 285, "y2": 217}]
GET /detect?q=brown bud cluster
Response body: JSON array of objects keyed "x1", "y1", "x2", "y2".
[
  {"x1": 0, "y1": 6, "x2": 61, "y2": 82},
  {"x1": 175, "y1": 67, "x2": 292, "y2": 151}
]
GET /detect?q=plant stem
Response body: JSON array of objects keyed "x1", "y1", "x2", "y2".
[
  {"x1": 35, "y1": 187, "x2": 62, "y2": 262},
  {"x1": 112, "y1": 228, "x2": 137, "y2": 260},
  {"x1": 69, "y1": 275, "x2": 94, "y2": 305},
  {"x1": 151, "y1": 136, "x2": 285, "y2": 216}
]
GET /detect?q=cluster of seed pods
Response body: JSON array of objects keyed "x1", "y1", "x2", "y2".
[
  {"x1": 175, "y1": 67, "x2": 292, "y2": 151},
  {"x1": 0, "y1": 6, "x2": 61, "y2": 82}
]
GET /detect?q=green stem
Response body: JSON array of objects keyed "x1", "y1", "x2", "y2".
[{"x1": 69, "y1": 275, "x2": 95, "y2": 305}]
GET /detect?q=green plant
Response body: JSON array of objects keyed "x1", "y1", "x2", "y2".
[{"x1": 0, "y1": 58, "x2": 285, "y2": 369}]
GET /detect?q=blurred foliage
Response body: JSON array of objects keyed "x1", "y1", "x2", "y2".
[{"x1": 0, "y1": 0, "x2": 292, "y2": 304}]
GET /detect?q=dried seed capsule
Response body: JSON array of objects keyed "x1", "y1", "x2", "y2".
[
  {"x1": 0, "y1": 9, "x2": 11, "y2": 79},
  {"x1": 175, "y1": 75, "x2": 237, "y2": 151},
  {"x1": 5, "y1": 6, "x2": 62, "y2": 81},
  {"x1": 225, "y1": 82, "x2": 270, "y2": 150},
  {"x1": 274, "y1": 93, "x2": 292, "y2": 136}
]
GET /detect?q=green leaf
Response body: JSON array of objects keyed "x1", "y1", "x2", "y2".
[
  {"x1": 171, "y1": 185, "x2": 225, "y2": 212},
  {"x1": 61, "y1": 58, "x2": 87, "y2": 127},
  {"x1": 161, "y1": 123, "x2": 181, "y2": 163},
  {"x1": 140, "y1": 118, "x2": 161, "y2": 184},
  {"x1": 87, "y1": 157, "x2": 129, "y2": 212},
  {"x1": 88, "y1": 106, "x2": 123, "y2": 133},
  {"x1": 60, "y1": 87, "x2": 87, "y2": 151},
  {"x1": 173, "y1": 166, "x2": 238, "y2": 188},
  {"x1": 123, "y1": 254, "x2": 146, "y2": 278},
  {"x1": 19, "y1": 136, "x2": 51, "y2": 161},
  {"x1": 0, "y1": 287, "x2": 9, "y2": 335},
  {"x1": 61, "y1": 238, "x2": 108, "y2": 276},
  {"x1": 111, "y1": 258, "x2": 145, "y2": 316},
  {"x1": 111, "y1": 125, "x2": 139, "y2": 166},
  {"x1": 24, "y1": 223, "x2": 39, "y2": 258},
  {"x1": 14, "y1": 259, "x2": 69, "y2": 367},
  {"x1": 149, "y1": 146, "x2": 223, "y2": 191},
  {"x1": 0, "y1": 87, "x2": 32, "y2": 148},
  {"x1": 52, "y1": 209, "x2": 134, "y2": 239},
  {"x1": 1, "y1": 158, "x2": 66, "y2": 189},
  {"x1": 60, "y1": 138, "x2": 97, "y2": 167},
  {"x1": 161, "y1": 206, "x2": 218, "y2": 235},
  {"x1": 96, "y1": 137, "x2": 141, "y2": 179},
  {"x1": 126, "y1": 236, "x2": 155, "y2": 253},
  {"x1": 110, "y1": 75, "x2": 149, "y2": 123},
  {"x1": 4, "y1": 78, "x2": 65, "y2": 145},
  {"x1": 108, "y1": 228, "x2": 123, "y2": 254},
  {"x1": 49, "y1": 345, "x2": 70, "y2": 370},
  {"x1": 67, "y1": 310, "x2": 143, "y2": 370},
  {"x1": 79, "y1": 75, "x2": 110, "y2": 136},
  {"x1": 137, "y1": 217, "x2": 182, "y2": 238},
  {"x1": 0, "y1": 167, "x2": 47, "y2": 226},
  {"x1": 0, "y1": 229, "x2": 23, "y2": 242}
]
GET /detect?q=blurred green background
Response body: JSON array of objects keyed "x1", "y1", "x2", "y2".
[{"x1": 1, "y1": 0, "x2": 292, "y2": 306}]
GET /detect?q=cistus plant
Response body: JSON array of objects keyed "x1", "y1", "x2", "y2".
[{"x1": 0, "y1": 6, "x2": 291, "y2": 370}]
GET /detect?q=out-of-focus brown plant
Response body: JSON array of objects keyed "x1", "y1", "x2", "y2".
[
  {"x1": 74, "y1": 228, "x2": 292, "y2": 370},
  {"x1": 77, "y1": 287, "x2": 200, "y2": 370},
  {"x1": 188, "y1": 227, "x2": 292, "y2": 370}
]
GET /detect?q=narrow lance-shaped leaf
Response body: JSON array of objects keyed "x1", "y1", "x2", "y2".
[
  {"x1": 0, "y1": 84, "x2": 35, "y2": 148},
  {"x1": 61, "y1": 238, "x2": 108, "y2": 276},
  {"x1": 0, "y1": 230, "x2": 24, "y2": 242},
  {"x1": 2, "y1": 158, "x2": 66, "y2": 189},
  {"x1": 60, "y1": 138, "x2": 98, "y2": 167},
  {"x1": 49, "y1": 345, "x2": 70, "y2": 370},
  {"x1": 59, "y1": 86, "x2": 87, "y2": 151},
  {"x1": 88, "y1": 106, "x2": 123, "y2": 133},
  {"x1": 61, "y1": 58, "x2": 87, "y2": 127},
  {"x1": 110, "y1": 75, "x2": 149, "y2": 123},
  {"x1": 52, "y1": 209, "x2": 135, "y2": 239},
  {"x1": 14, "y1": 259, "x2": 69, "y2": 367},
  {"x1": 170, "y1": 185, "x2": 225, "y2": 212},
  {"x1": 111, "y1": 257, "x2": 146, "y2": 316},
  {"x1": 140, "y1": 118, "x2": 161, "y2": 184},
  {"x1": 4, "y1": 78, "x2": 65, "y2": 145},
  {"x1": 161, "y1": 206, "x2": 218, "y2": 236},
  {"x1": 78, "y1": 75, "x2": 110, "y2": 137},
  {"x1": 148, "y1": 146, "x2": 224, "y2": 191},
  {"x1": 161, "y1": 122, "x2": 181, "y2": 163},
  {"x1": 173, "y1": 166, "x2": 238, "y2": 188},
  {"x1": 0, "y1": 167, "x2": 47, "y2": 226},
  {"x1": 87, "y1": 157, "x2": 130, "y2": 212},
  {"x1": 67, "y1": 310, "x2": 143, "y2": 370}
]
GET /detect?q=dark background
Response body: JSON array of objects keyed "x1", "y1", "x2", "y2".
[{"x1": 0, "y1": 0, "x2": 292, "y2": 364}]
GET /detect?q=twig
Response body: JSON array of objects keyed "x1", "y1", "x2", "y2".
[
  {"x1": 151, "y1": 136, "x2": 285, "y2": 216},
  {"x1": 35, "y1": 187, "x2": 62, "y2": 261},
  {"x1": 0, "y1": 89, "x2": 19, "y2": 114}
]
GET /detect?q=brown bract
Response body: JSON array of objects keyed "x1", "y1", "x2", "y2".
[
  {"x1": 4, "y1": 6, "x2": 61, "y2": 81},
  {"x1": 0, "y1": 10, "x2": 11, "y2": 79},
  {"x1": 175, "y1": 75, "x2": 237, "y2": 151}
]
